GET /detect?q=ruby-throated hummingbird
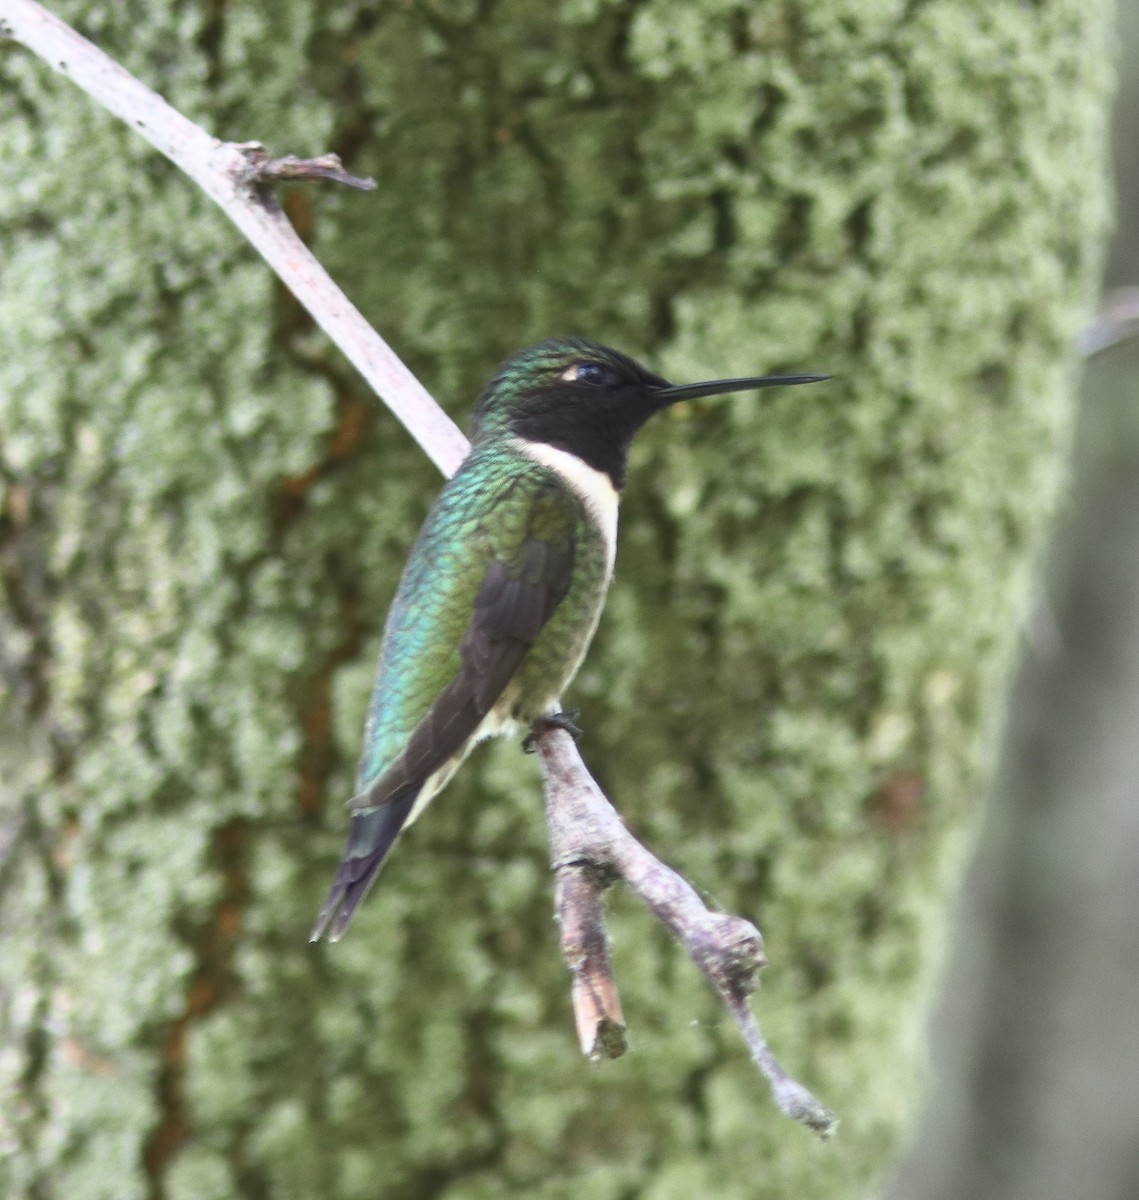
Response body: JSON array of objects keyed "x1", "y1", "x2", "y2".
[{"x1": 311, "y1": 337, "x2": 826, "y2": 940}]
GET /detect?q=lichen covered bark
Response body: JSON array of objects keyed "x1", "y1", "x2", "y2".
[{"x1": 0, "y1": 1, "x2": 1112, "y2": 1198}]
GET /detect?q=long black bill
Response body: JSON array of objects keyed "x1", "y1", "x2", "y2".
[{"x1": 656, "y1": 373, "x2": 830, "y2": 402}]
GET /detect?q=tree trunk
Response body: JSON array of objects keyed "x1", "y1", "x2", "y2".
[
  {"x1": 0, "y1": 2, "x2": 1113, "y2": 1198},
  {"x1": 886, "y1": 5, "x2": 1138, "y2": 1198}
]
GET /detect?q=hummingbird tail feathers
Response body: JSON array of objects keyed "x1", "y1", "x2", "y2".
[{"x1": 309, "y1": 784, "x2": 421, "y2": 942}]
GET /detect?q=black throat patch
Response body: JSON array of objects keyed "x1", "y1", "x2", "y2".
[{"x1": 508, "y1": 391, "x2": 661, "y2": 490}]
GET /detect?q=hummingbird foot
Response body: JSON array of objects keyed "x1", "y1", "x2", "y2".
[{"x1": 523, "y1": 709, "x2": 583, "y2": 754}]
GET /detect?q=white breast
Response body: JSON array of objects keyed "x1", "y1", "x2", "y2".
[{"x1": 517, "y1": 440, "x2": 620, "y2": 579}]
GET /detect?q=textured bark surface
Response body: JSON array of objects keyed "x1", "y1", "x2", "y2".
[
  {"x1": 0, "y1": 2, "x2": 1112, "y2": 1198},
  {"x1": 883, "y1": 321, "x2": 1139, "y2": 1200},
  {"x1": 885, "y1": 9, "x2": 1139, "y2": 1197}
]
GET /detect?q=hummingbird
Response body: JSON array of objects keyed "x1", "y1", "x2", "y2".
[{"x1": 310, "y1": 337, "x2": 826, "y2": 941}]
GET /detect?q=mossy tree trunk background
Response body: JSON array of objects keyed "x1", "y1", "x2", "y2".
[
  {"x1": 885, "y1": 5, "x2": 1139, "y2": 1197},
  {"x1": 0, "y1": 2, "x2": 1112, "y2": 1198}
]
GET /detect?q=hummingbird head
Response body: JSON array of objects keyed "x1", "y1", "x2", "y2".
[{"x1": 471, "y1": 336, "x2": 827, "y2": 489}]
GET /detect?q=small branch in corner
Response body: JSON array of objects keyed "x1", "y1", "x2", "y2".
[{"x1": 1078, "y1": 287, "x2": 1139, "y2": 356}]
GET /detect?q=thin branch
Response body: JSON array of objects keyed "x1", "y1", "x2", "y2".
[
  {"x1": 1077, "y1": 287, "x2": 1139, "y2": 356},
  {"x1": 5, "y1": 0, "x2": 836, "y2": 1134},
  {"x1": 536, "y1": 726, "x2": 837, "y2": 1138},
  {"x1": 237, "y1": 145, "x2": 377, "y2": 191},
  {"x1": 1, "y1": 0, "x2": 469, "y2": 478},
  {"x1": 554, "y1": 865, "x2": 627, "y2": 1059}
]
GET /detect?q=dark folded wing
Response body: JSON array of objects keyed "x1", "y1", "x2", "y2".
[{"x1": 312, "y1": 478, "x2": 579, "y2": 941}]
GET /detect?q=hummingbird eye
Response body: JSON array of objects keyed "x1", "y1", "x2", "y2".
[{"x1": 561, "y1": 362, "x2": 611, "y2": 386}]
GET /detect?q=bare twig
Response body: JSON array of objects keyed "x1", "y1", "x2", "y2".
[
  {"x1": 536, "y1": 726, "x2": 837, "y2": 1138},
  {"x1": 1077, "y1": 287, "x2": 1139, "y2": 356},
  {"x1": 5, "y1": 0, "x2": 835, "y2": 1133},
  {"x1": 1, "y1": 0, "x2": 468, "y2": 478},
  {"x1": 554, "y1": 865, "x2": 627, "y2": 1059},
  {"x1": 236, "y1": 145, "x2": 377, "y2": 191}
]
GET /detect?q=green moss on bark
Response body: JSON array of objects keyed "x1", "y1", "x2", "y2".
[{"x1": 0, "y1": 1, "x2": 1112, "y2": 1197}]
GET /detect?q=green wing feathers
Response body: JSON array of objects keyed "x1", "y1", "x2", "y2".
[{"x1": 352, "y1": 455, "x2": 579, "y2": 807}]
